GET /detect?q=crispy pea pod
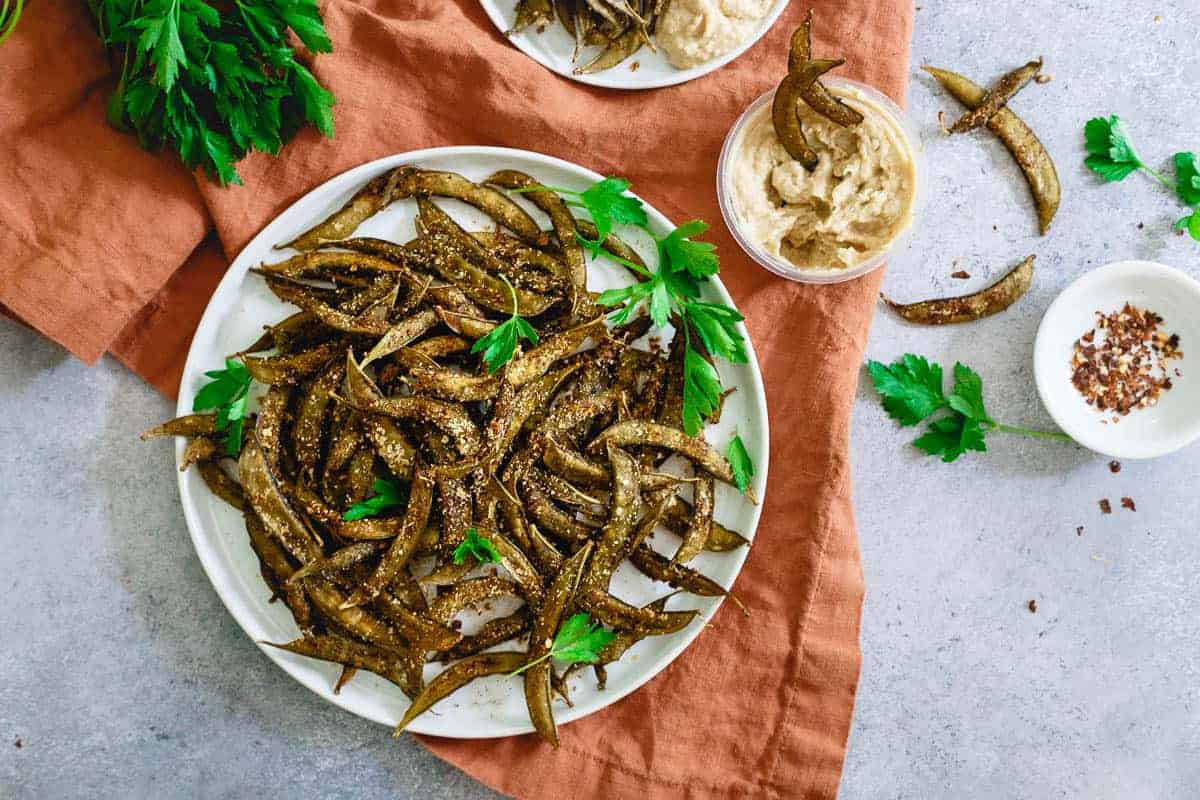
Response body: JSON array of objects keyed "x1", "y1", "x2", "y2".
[
  {"x1": 243, "y1": 510, "x2": 299, "y2": 598},
  {"x1": 393, "y1": 169, "x2": 548, "y2": 247},
  {"x1": 243, "y1": 340, "x2": 341, "y2": 385},
  {"x1": 580, "y1": 590, "x2": 697, "y2": 635},
  {"x1": 361, "y1": 309, "x2": 440, "y2": 366},
  {"x1": 536, "y1": 468, "x2": 603, "y2": 509},
  {"x1": 489, "y1": 530, "x2": 546, "y2": 610},
  {"x1": 323, "y1": 411, "x2": 363, "y2": 476},
  {"x1": 362, "y1": 416, "x2": 417, "y2": 480},
  {"x1": 261, "y1": 249, "x2": 424, "y2": 284},
  {"x1": 197, "y1": 460, "x2": 245, "y2": 510},
  {"x1": 182, "y1": 437, "x2": 220, "y2": 470},
  {"x1": 542, "y1": 438, "x2": 610, "y2": 484},
  {"x1": 260, "y1": 273, "x2": 399, "y2": 336},
  {"x1": 240, "y1": 439, "x2": 320, "y2": 565},
  {"x1": 521, "y1": 472, "x2": 596, "y2": 543},
  {"x1": 508, "y1": 0, "x2": 554, "y2": 34},
  {"x1": 505, "y1": 318, "x2": 606, "y2": 387},
  {"x1": 393, "y1": 651, "x2": 526, "y2": 736},
  {"x1": 672, "y1": 474, "x2": 713, "y2": 564},
  {"x1": 306, "y1": 578, "x2": 412, "y2": 654},
  {"x1": 344, "y1": 447, "x2": 378, "y2": 505},
  {"x1": 484, "y1": 364, "x2": 579, "y2": 470},
  {"x1": 772, "y1": 58, "x2": 842, "y2": 170},
  {"x1": 293, "y1": 361, "x2": 345, "y2": 477},
  {"x1": 925, "y1": 66, "x2": 1060, "y2": 234},
  {"x1": 659, "y1": 492, "x2": 748, "y2": 552},
  {"x1": 884, "y1": 255, "x2": 1035, "y2": 325},
  {"x1": 372, "y1": 592, "x2": 463, "y2": 651},
  {"x1": 574, "y1": 219, "x2": 647, "y2": 274},
  {"x1": 428, "y1": 577, "x2": 519, "y2": 625},
  {"x1": 946, "y1": 59, "x2": 1043, "y2": 134},
  {"x1": 472, "y1": 232, "x2": 567, "y2": 295},
  {"x1": 629, "y1": 545, "x2": 727, "y2": 598},
  {"x1": 486, "y1": 170, "x2": 587, "y2": 314},
  {"x1": 787, "y1": 8, "x2": 813, "y2": 68},
  {"x1": 241, "y1": 310, "x2": 324, "y2": 355},
  {"x1": 525, "y1": 522, "x2": 566, "y2": 575},
  {"x1": 625, "y1": 487, "x2": 674, "y2": 556},
  {"x1": 525, "y1": 543, "x2": 592, "y2": 747},
  {"x1": 408, "y1": 364, "x2": 501, "y2": 402},
  {"x1": 786, "y1": 12, "x2": 864, "y2": 127},
  {"x1": 263, "y1": 633, "x2": 421, "y2": 697},
  {"x1": 341, "y1": 464, "x2": 434, "y2": 609},
  {"x1": 443, "y1": 607, "x2": 533, "y2": 661},
  {"x1": 589, "y1": 421, "x2": 738, "y2": 488},
  {"x1": 577, "y1": 27, "x2": 642, "y2": 74},
  {"x1": 278, "y1": 169, "x2": 408, "y2": 251},
  {"x1": 581, "y1": 447, "x2": 639, "y2": 591},
  {"x1": 411, "y1": 335, "x2": 472, "y2": 359},
  {"x1": 287, "y1": 542, "x2": 383, "y2": 584},
  {"x1": 141, "y1": 414, "x2": 217, "y2": 440}
]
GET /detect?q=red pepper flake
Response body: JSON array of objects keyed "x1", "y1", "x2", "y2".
[
  {"x1": 1099, "y1": 498, "x2": 1112, "y2": 514},
  {"x1": 13, "y1": 738, "x2": 21, "y2": 749},
  {"x1": 1121, "y1": 496, "x2": 1137, "y2": 512},
  {"x1": 1027, "y1": 599, "x2": 1038, "y2": 613},
  {"x1": 630, "y1": 61, "x2": 641, "y2": 72},
  {"x1": 1070, "y1": 303, "x2": 1183, "y2": 416},
  {"x1": 1108, "y1": 460, "x2": 1122, "y2": 474},
  {"x1": 951, "y1": 270, "x2": 971, "y2": 279}
]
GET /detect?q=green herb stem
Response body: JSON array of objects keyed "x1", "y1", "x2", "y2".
[
  {"x1": 992, "y1": 422, "x2": 1073, "y2": 442},
  {"x1": 508, "y1": 652, "x2": 552, "y2": 677},
  {"x1": 1140, "y1": 164, "x2": 1174, "y2": 190}
]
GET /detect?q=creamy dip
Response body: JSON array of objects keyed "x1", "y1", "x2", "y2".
[
  {"x1": 658, "y1": 0, "x2": 775, "y2": 69},
  {"x1": 728, "y1": 84, "x2": 916, "y2": 273}
]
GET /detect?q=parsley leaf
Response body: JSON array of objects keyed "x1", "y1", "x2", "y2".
[
  {"x1": 681, "y1": 342, "x2": 722, "y2": 436},
  {"x1": 1175, "y1": 209, "x2": 1200, "y2": 242},
  {"x1": 471, "y1": 276, "x2": 539, "y2": 373},
  {"x1": 192, "y1": 358, "x2": 252, "y2": 456},
  {"x1": 684, "y1": 301, "x2": 748, "y2": 364},
  {"x1": 578, "y1": 177, "x2": 648, "y2": 241},
  {"x1": 452, "y1": 528, "x2": 501, "y2": 566},
  {"x1": 727, "y1": 433, "x2": 754, "y2": 494},
  {"x1": 343, "y1": 478, "x2": 407, "y2": 521},
  {"x1": 866, "y1": 355, "x2": 946, "y2": 426},
  {"x1": 946, "y1": 362, "x2": 992, "y2": 424},
  {"x1": 1084, "y1": 116, "x2": 1142, "y2": 182},
  {"x1": 1173, "y1": 152, "x2": 1200, "y2": 206},
  {"x1": 510, "y1": 613, "x2": 616, "y2": 675},
  {"x1": 912, "y1": 414, "x2": 988, "y2": 463},
  {"x1": 660, "y1": 220, "x2": 720, "y2": 280}
]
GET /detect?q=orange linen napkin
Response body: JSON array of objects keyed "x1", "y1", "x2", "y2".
[{"x1": 0, "y1": 1, "x2": 913, "y2": 796}]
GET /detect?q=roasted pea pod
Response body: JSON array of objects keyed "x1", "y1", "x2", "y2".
[
  {"x1": 240, "y1": 439, "x2": 321, "y2": 565},
  {"x1": 306, "y1": 578, "x2": 412, "y2": 654},
  {"x1": 260, "y1": 249, "x2": 423, "y2": 283},
  {"x1": 443, "y1": 608, "x2": 534, "y2": 661},
  {"x1": 293, "y1": 361, "x2": 345, "y2": 477},
  {"x1": 542, "y1": 438, "x2": 610, "y2": 484},
  {"x1": 277, "y1": 168, "x2": 409, "y2": 251},
  {"x1": 508, "y1": 0, "x2": 554, "y2": 34},
  {"x1": 574, "y1": 219, "x2": 647, "y2": 274},
  {"x1": 786, "y1": 12, "x2": 864, "y2": 127},
  {"x1": 521, "y1": 471, "x2": 597, "y2": 543},
  {"x1": 262, "y1": 633, "x2": 421, "y2": 698},
  {"x1": 244, "y1": 509, "x2": 302, "y2": 604},
  {"x1": 197, "y1": 460, "x2": 245, "y2": 510},
  {"x1": 588, "y1": 421, "x2": 741, "y2": 491},
  {"x1": 344, "y1": 447, "x2": 378, "y2": 505},
  {"x1": 361, "y1": 309, "x2": 440, "y2": 366},
  {"x1": 408, "y1": 363, "x2": 501, "y2": 402},
  {"x1": 489, "y1": 530, "x2": 546, "y2": 610},
  {"x1": 362, "y1": 416, "x2": 417, "y2": 480},
  {"x1": 629, "y1": 545, "x2": 728, "y2": 598},
  {"x1": 925, "y1": 66, "x2": 1060, "y2": 234},
  {"x1": 772, "y1": 58, "x2": 842, "y2": 170},
  {"x1": 141, "y1": 414, "x2": 217, "y2": 440},
  {"x1": 393, "y1": 651, "x2": 526, "y2": 736},
  {"x1": 372, "y1": 592, "x2": 463, "y2": 652},
  {"x1": 181, "y1": 437, "x2": 220, "y2": 470},
  {"x1": 243, "y1": 340, "x2": 342, "y2": 385},
  {"x1": 392, "y1": 169, "x2": 548, "y2": 247},
  {"x1": 287, "y1": 542, "x2": 383, "y2": 584},
  {"x1": 580, "y1": 590, "x2": 697, "y2": 635},
  {"x1": 576, "y1": 27, "x2": 642, "y2": 74},
  {"x1": 884, "y1": 255, "x2": 1035, "y2": 325},
  {"x1": 472, "y1": 232, "x2": 567, "y2": 294},
  {"x1": 525, "y1": 543, "x2": 592, "y2": 747},
  {"x1": 661, "y1": 493, "x2": 749, "y2": 552},
  {"x1": 946, "y1": 59, "x2": 1043, "y2": 134},
  {"x1": 581, "y1": 447, "x2": 639, "y2": 592},
  {"x1": 428, "y1": 577, "x2": 520, "y2": 625},
  {"x1": 672, "y1": 473, "x2": 713, "y2": 564},
  {"x1": 486, "y1": 169, "x2": 587, "y2": 314}
]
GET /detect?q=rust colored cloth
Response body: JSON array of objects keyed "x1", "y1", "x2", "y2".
[{"x1": 0, "y1": 1, "x2": 913, "y2": 797}]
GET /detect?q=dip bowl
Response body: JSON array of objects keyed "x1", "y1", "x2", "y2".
[
  {"x1": 716, "y1": 76, "x2": 923, "y2": 284},
  {"x1": 1034, "y1": 260, "x2": 1200, "y2": 460}
]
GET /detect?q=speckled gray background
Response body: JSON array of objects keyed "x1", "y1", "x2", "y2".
[{"x1": 3, "y1": 2, "x2": 1199, "y2": 798}]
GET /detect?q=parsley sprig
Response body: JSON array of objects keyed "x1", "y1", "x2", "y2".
[
  {"x1": 91, "y1": 0, "x2": 336, "y2": 185},
  {"x1": 726, "y1": 433, "x2": 754, "y2": 494},
  {"x1": 867, "y1": 355, "x2": 1071, "y2": 463},
  {"x1": 471, "y1": 275, "x2": 539, "y2": 373},
  {"x1": 1084, "y1": 116, "x2": 1200, "y2": 241},
  {"x1": 192, "y1": 358, "x2": 252, "y2": 457},
  {"x1": 452, "y1": 528, "x2": 501, "y2": 566},
  {"x1": 514, "y1": 177, "x2": 649, "y2": 254},
  {"x1": 509, "y1": 613, "x2": 616, "y2": 676},
  {"x1": 343, "y1": 478, "x2": 407, "y2": 521}
]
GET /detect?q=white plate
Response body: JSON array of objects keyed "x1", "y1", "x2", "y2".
[
  {"x1": 478, "y1": 0, "x2": 790, "y2": 90},
  {"x1": 1033, "y1": 260, "x2": 1200, "y2": 460},
  {"x1": 175, "y1": 146, "x2": 769, "y2": 738}
]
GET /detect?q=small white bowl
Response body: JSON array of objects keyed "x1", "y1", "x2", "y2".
[
  {"x1": 716, "y1": 76, "x2": 924, "y2": 284},
  {"x1": 1034, "y1": 260, "x2": 1200, "y2": 460}
]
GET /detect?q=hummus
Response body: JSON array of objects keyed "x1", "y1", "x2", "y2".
[
  {"x1": 658, "y1": 0, "x2": 775, "y2": 69},
  {"x1": 728, "y1": 84, "x2": 916, "y2": 273}
]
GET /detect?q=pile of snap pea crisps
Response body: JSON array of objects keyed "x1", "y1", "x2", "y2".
[
  {"x1": 509, "y1": 0, "x2": 666, "y2": 75},
  {"x1": 143, "y1": 166, "x2": 752, "y2": 745}
]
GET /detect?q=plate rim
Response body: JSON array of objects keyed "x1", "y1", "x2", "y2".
[
  {"x1": 173, "y1": 144, "x2": 770, "y2": 737},
  {"x1": 476, "y1": 0, "x2": 791, "y2": 90}
]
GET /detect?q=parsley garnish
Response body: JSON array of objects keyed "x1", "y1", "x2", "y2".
[
  {"x1": 1084, "y1": 116, "x2": 1200, "y2": 241},
  {"x1": 867, "y1": 355, "x2": 1071, "y2": 463},
  {"x1": 452, "y1": 528, "x2": 501, "y2": 566},
  {"x1": 509, "y1": 613, "x2": 616, "y2": 676},
  {"x1": 514, "y1": 177, "x2": 648, "y2": 254},
  {"x1": 471, "y1": 275, "x2": 539, "y2": 373},
  {"x1": 343, "y1": 478, "x2": 407, "y2": 521},
  {"x1": 726, "y1": 433, "x2": 754, "y2": 494},
  {"x1": 93, "y1": 0, "x2": 336, "y2": 185},
  {"x1": 192, "y1": 358, "x2": 252, "y2": 457}
]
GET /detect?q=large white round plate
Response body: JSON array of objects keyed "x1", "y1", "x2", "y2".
[
  {"x1": 176, "y1": 146, "x2": 769, "y2": 738},
  {"x1": 478, "y1": 1, "x2": 789, "y2": 90}
]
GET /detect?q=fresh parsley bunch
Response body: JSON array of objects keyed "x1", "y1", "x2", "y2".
[
  {"x1": 867, "y1": 354, "x2": 1070, "y2": 463},
  {"x1": 91, "y1": 0, "x2": 336, "y2": 185},
  {"x1": 1085, "y1": 116, "x2": 1200, "y2": 241}
]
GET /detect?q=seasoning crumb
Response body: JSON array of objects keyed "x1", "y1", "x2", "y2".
[
  {"x1": 1137, "y1": 222, "x2": 1145, "y2": 230},
  {"x1": 536, "y1": 23, "x2": 547, "y2": 33},
  {"x1": 630, "y1": 61, "x2": 641, "y2": 72},
  {"x1": 951, "y1": 270, "x2": 971, "y2": 279},
  {"x1": 13, "y1": 738, "x2": 21, "y2": 749},
  {"x1": 1071, "y1": 303, "x2": 1182, "y2": 416},
  {"x1": 1121, "y1": 496, "x2": 1137, "y2": 512},
  {"x1": 1034, "y1": 73, "x2": 1053, "y2": 84},
  {"x1": 1099, "y1": 498, "x2": 1112, "y2": 514},
  {"x1": 1076, "y1": 526, "x2": 1085, "y2": 536},
  {"x1": 1027, "y1": 599, "x2": 1037, "y2": 613},
  {"x1": 1108, "y1": 459, "x2": 1122, "y2": 474},
  {"x1": 937, "y1": 110, "x2": 948, "y2": 133},
  {"x1": 449, "y1": 619, "x2": 463, "y2": 631}
]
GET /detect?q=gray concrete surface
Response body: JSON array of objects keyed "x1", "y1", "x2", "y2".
[{"x1": 3, "y1": 2, "x2": 1200, "y2": 798}]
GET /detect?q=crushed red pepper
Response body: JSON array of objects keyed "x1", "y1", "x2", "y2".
[
  {"x1": 1099, "y1": 498, "x2": 1112, "y2": 514},
  {"x1": 1121, "y1": 496, "x2": 1137, "y2": 512},
  {"x1": 1071, "y1": 304, "x2": 1182, "y2": 415}
]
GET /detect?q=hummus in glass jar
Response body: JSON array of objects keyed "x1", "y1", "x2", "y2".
[
  {"x1": 658, "y1": 0, "x2": 775, "y2": 69},
  {"x1": 729, "y1": 83, "x2": 916, "y2": 273}
]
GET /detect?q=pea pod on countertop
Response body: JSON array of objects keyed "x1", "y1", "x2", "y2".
[{"x1": 884, "y1": 255, "x2": 1035, "y2": 325}]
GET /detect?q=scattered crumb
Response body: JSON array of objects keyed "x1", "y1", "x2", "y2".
[
  {"x1": 1109, "y1": 460, "x2": 1122, "y2": 474},
  {"x1": 536, "y1": 23, "x2": 546, "y2": 33},
  {"x1": 1099, "y1": 498, "x2": 1112, "y2": 514},
  {"x1": 449, "y1": 619, "x2": 463, "y2": 631},
  {"x1": 630, "y1": 61, "x2": 641, "y2": 72},
  {"x1": 13, "y1": 738, "x2": 21, "y2": 749},
  {"x1": 937, "y1": 110, "x2": 948, "y2": 133},
  {"x1": 1027, "y1": 599, "x2": 1038, "y2": 613},
  {"x1": 1121, "y1": 496, "x2": 1137, "y2": 512},
  {"x1": 1034, "y1": 74, "x2": 1053, "y2": 84},
  {"x1": 1137, "y1": 222, "x2": 1145, "y2": 230},
  {"x1": 1076, "y1": 526, "x2": 1085, "y2": 536},
  {"x1": 992, "y1": 224, "x2": 998, "y2": 231},
  {"x1": 951, "y1": 270, "x2": 971, "y2": 279},
  {"x1": 1154, "y1": 14, "x2": 1162, "y2": 22}
]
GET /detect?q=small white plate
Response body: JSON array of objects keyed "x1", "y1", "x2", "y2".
[
  {"x1": 175, "y1": 146, "x2": 768, "y2": 738},
  {"x1": 477, "y1": 0, "x2": 789, "y2": 90},
  {"x1": 1034, "y1": 260, "x2": 1200, "y2": 460}
]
